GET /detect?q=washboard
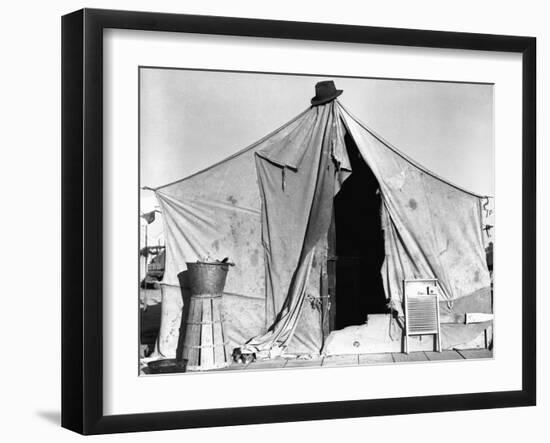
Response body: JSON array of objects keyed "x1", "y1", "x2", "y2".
[{"x1": 403, "y1": 279, "x2": 442, "y2": 354}]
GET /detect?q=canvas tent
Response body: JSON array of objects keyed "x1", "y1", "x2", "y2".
[{"x1": 151, "y1": 99, "x2": 492, "y2": 360}]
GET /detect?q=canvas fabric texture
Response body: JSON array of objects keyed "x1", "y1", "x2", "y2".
[{"x1": 153, "y1": 100, "x2": 491, "y2": 358}]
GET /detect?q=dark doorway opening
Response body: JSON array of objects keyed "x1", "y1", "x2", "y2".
[{"x1": 332, "y1": 132, "x2": 388, "y2": 330}]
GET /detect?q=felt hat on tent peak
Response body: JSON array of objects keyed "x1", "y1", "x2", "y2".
[{"x1": 311, "y1": 80, "x2": 343, "y2": 106}]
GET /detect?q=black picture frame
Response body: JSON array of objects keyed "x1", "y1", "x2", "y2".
[{"x1": 61, "y1": 8, "x2": 536, "y2": 435}]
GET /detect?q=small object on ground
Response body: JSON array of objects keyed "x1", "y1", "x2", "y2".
[
  {"x1": 140, "y1": 344, "x2": 150, "y2": 358},
  {"x1": 147, "y1": 358, "x2": 187, "y2": 374},
  {"x1": 232, "y1": 348, "x2": 256, "y2": 364},
  {"x1": 231, "y1": 348, "x2": 242, "y2": 363},
  {"x1": 465, "y1": 313, "x2": 494, "y2": 324}
]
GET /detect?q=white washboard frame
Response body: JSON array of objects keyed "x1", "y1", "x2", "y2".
[{"x1": 403, "y1": 278, "x2": 442, "y2": 354}]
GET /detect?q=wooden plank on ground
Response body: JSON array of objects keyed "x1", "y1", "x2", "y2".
[
  {"x1": 211, "y1": 362, "x2": 244, "y2": 371},
  {"x1": 322, "y1": 354, "x2": 359, "y2": 367},
  {"x1": 457, "y1": 349, "x2": 493, "y2": 359},
  {"x1": 246, "y1": 358, "x2": 288, "y2": 370},
  {"x1": 285, "y1": 358, "x2": 323, "y2": 368},
  {"x1": 393, "y1": 352, "x2": 429, "y2": 363},
  {"x1": 424, "y1": 350, "x2": 464, "y2": 361},
  {"x1": 359, "y1": 353, "x2": 394, "y2": 365},
  {"x1": 465, "y1": 313, "x2": 494, "y2": 324}
]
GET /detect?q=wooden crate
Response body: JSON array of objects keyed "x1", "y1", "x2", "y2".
[{"x1": 182, "y1": 294, "x2": 229, "y2": 371}]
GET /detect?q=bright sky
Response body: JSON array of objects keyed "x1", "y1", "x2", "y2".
[{"x1": 140, "y1": 68, "x2": 494, "y2": 196}]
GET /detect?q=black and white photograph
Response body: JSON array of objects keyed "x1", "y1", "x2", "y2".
[
  {"x1": 139, "y1": 68, "x2": 495, "y2": 375},
  {"x1": 0, "y1": 0, "x2": 543, "y2": 439}
]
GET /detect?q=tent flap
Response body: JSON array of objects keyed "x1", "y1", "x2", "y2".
[{"x1": 243, "y1": 102, "x2": 348, "y2": 355}]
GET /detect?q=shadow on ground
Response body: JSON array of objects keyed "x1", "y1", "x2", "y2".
[{"x1": 36, "y1": 410, "x2": 60, "y2": 426}]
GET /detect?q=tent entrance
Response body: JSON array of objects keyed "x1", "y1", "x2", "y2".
[{"x1": 330, "y1": 133, "x2": 388, "y2": 331}]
